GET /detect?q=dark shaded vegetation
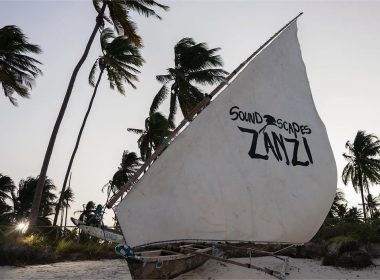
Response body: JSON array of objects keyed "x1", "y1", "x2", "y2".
[
  {"x1": 0, "y1": 227, "x2": 121, "y2": 266},
  {"x1": 315, "y1": 220, "x2": 380, "y2": 243}
]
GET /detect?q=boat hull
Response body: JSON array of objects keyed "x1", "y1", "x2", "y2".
[{"x1": 126, "y1": 246, "x2": 211, "y2": 279}]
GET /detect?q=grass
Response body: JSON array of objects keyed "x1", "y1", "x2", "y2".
[
  {"x1": 55, "y1": 239, "x2": 115, "y2": 258},
  {"x1": 329, "y1": 235, "x2": 357, "y2": 242}
]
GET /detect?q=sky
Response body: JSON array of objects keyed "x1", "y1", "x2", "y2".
[{"x1": 1, "y1": 0, "x2": 380, "y2": 226}]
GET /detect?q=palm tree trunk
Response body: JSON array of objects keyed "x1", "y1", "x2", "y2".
[
  {"x1": 52, "y1": 69, "x2": 105, "y2": 226},
  {"x1": 368, "y1": 191, "x2": 374, "y2": 219},
  {"x1": 60, "y1": 207, "x2": 64, "y2": 228},
  {"x1": 29, "y1": 3, "x2": 107, "y2": 227},
  {"x1": 359, "y1": 175, "x2": 367, "y2": 223},
  {"x1": 64, "y1": 203, "x2": 68, "y2": 231}
]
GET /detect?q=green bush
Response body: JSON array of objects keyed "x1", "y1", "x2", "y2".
[{"x1": 314, "y1": 222, "x2": 380, "y2": 243}]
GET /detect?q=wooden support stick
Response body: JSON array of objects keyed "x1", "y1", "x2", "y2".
[
  {"x1": 216, "y1": 243, "x2": 286, "y2": 261},
  {"x1": 181, "y1": 248, "x2": 282, "y2": 280}
]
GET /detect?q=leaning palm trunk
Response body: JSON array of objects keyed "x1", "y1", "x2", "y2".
[
  {"x1": 52, "y1": 69, "x2": 105, "y2": 226},
  {"x1": 30, "y1": 3, "x2": 107, "y2": 227}
]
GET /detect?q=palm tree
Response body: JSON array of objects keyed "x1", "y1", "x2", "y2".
[
  {"x1": 342, "y1": 130, "x2": 380, "y2": 222},
  {"x1": 344, "y1": 206, "x2": 363, "y2": 223},
  {"x1": 0, "y1": 174, "x2": 15, "y2": 224},
  {"x1": 328, "y1": 189, "x2": 347, "y2": 218},
  {"x1": 365, "y1": 193, "x2": 380, "y2": 219},
  {"x1": 336, "y1": 203, "x2": 348, "y2": 219},
  {"x1": 74, "y1": 201, "x2": 96, "y2": 223},
  {"x1": 52, "y1": 28, "x2": 144, "y2": 226},
  {"x1": 128, "y1": 112, "x2": 174, "y2": 161},
  {"x1": 0, "y1": 25, "x2": 42, "y2": 105},
  {"x1": 150, "y1": 37, "x2": 228, "y2": 123},
  {"x1": 111, "y1": 150, "x2": 142, "y2": 192},
  {"x1": 60, "y1": 187, "x2": 74, "y2": 231},
  {"x1": 13, "y1": 176, "x2": 56, "y2": 225},
  {"x1": 31, "y1": 0, "x2": 169, "y2": 226}
]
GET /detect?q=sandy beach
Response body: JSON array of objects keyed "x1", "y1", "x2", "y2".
[{"x1": 1, "y1": 257, "x2": 379, "y2": 280}]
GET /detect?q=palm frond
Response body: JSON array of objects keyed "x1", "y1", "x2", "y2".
[
  {"x1": 0, "y1": 25, "x2": 42, "y2": 105},
  {"x1": 127, "y1": 128, "x2": 145, "y2": 135},
  {"x1": 188, "y1": 69, "x2": 228, "y2": 85},
  {"x1": 150, "y1": 84, "x2": 169, "y2": 115},
  {"x1": 156, "y1": 73, "x2": 173, "y2": 84},
  {"x1": 121, "y1": 0, "x2": 169, "y2": 19},
  {"x1": 88, "y1": 58, "x2": 99, "y2": 87},
  {"x1": 107, "y1": 1, "x2": 142, "y2": 46}
]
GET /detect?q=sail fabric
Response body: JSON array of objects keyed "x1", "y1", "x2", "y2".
[{"x1": 116, "y1": 22, "x2": 337, "y2": 247}]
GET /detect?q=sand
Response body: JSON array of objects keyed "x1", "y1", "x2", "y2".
[{"x1": 0, "y1": 257, "x2": 379, "y2": 279}]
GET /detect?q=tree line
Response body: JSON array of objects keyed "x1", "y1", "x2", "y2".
[{"x1": 1, "y1": 0, "x2": 380, "y2": 233}]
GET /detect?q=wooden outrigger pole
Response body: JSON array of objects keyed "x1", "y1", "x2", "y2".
[
  {"x1": 107, "y1": 12, "x2": 303, "y2": 208},
  {"x1": 181, "y1": 247, "x2": 288, "y2": 280}
]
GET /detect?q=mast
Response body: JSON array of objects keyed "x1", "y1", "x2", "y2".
[{"x1": 107, "y1": 12, "x2": 303, "y2": 208}]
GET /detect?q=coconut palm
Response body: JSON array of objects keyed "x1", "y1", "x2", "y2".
[
  {"x1": 365, "y1": 193, "x2": 380, "y2": 219},
  {"x1": 342, "y1": 131, "x2": 380, "y2": 222},
  {"x1": 13, "y1": 176, "x2": 56, "y2": 225},
  {"x1": 52, "y1": 28, "x2": 144, "y2": 226},
  {"x1": 74, "y1": 201, "x2": 96, "y2": 222},
  {"x1": 60, "y1": 187, "x2": 74, "y2": 231},
  {"x1": 344, "y1": 206, "x2": 363, "y2": 223},
  {"x1": 128, "y1": 112, "x2": 174, "y2": 161},
  {"x1": 0, "y1": 174, "x2": 15, "y2": 224},
  {"x1": 0, "y1": 25, "x2": 42, "y2": 105},
  {"x1": 31, "y1": 0, "x2": 169, "y2": 226},
  {"x1": 150, "y1": 38, "x2": 228, "y2": 123},
  {"x1": 336, "y1": 203, "x2": 348, "y2": 219},
  {"x1": 328, "y1": 189, "x2": 347, "y2": 218},
  {"x1": 111, "y1": 150, "x2": 142, "y2": 192}
]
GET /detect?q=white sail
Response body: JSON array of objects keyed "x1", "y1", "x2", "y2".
[{"x1": 116, "y1": 21, "x2": 337, "y2": 247}]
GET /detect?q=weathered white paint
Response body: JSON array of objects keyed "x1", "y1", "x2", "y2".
[{"x1": 116, "y1": 22, "x2": 337, "y2": 247}]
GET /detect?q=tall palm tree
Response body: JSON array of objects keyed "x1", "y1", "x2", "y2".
[
  {"x1": 0, "y1": 25, "x2": 42, "y2": 105},
  {"x1": 31, "y1": 0, "x2": 169, "y2": 226},
  {"x1": 111, "y1": 150, "x2": 142, "y2": 192},
  {"x1": 0, "y1": 174, "x2": 15, "y2": 224},
  {"x1": 342, "y1": 130, "x2": 380, "y2": 222},
  {"x1": 13, "y1": 176, "x2": 56, "y2": 225},
  {"x1": 150, "y1": 37, "x2": 228, "y2": 123},
  {"x1": 128, "y1": 112, "x2": 174, "y2": 161},
  {"x1": 53, "y1": 28, "x2": 144, "y2": 226}
]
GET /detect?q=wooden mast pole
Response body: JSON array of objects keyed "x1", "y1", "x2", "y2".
[{"x1": 107, "y1": 12, "x2": 303, "y2": 208}]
